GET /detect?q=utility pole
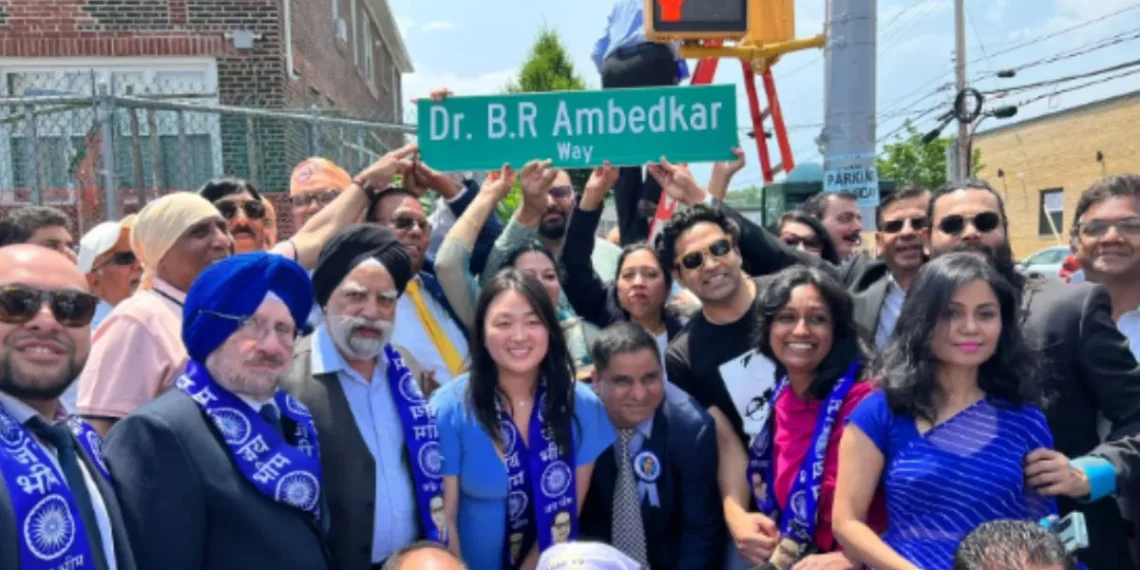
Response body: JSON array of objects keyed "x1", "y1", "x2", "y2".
[
  {"x1": 821, "y1": 0, "x2": 878, "y2": 224},
  {"x1": 954, "y1": 0, "x2": 969, "y2": 182}
]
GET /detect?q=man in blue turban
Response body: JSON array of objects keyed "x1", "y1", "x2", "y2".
[{"x1": 103, "y1": 253, "x2": 331, "y2": 570}]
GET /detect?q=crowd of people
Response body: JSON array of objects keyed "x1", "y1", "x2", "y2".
[{"x1": 3, "y1": 121, "x2": 1140, "y2": 570}]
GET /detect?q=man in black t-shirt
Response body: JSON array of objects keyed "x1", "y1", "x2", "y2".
[{"x1": 655, "y1": 203, "x2": 781, "y2": 570}]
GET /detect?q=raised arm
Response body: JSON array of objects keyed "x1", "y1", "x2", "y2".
[
  {"x1": 436, "y1": 165, "x2": 516, "y2": 329},
  {"x1": 706, "y1": 147, "x2": 745, "y2": 202},
  {"x1": 561, "y1": 162, "x2": 620, "y2": 328},
  {"x1": 482, "y1": 160, "x2": 558, "y2": 283}
]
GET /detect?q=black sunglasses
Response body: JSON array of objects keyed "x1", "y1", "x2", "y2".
[
  {"x1": 550, "y1": 186, "x2": 573, "y2": 199},
  {"x1": 215, "y1": 199, "x2": 266, "y2": 221},
  {"x1": 95, "y1": 251, "x2": 136, "y2": 270},
  {"x1": 882, "y1": 217, "x2": 929, "y2": 234},
  {"x1": 1078, "y1": 217, "x2": 1140, "y2": 238},
  {"x1": 781, "y1": 234, "x2": 822, "y2": 250},
  {"x1": 289, "y1": 190, "x2": 339, "y2": 209},
  {"x1": 677, "y1": 238, "x2": 733, "y2": 270},
  {"x1": 392, "y1": 213, "x2": 431, "y2": 232},
  {"x1": 937, "y1": 211, "x2": 1001, "y2": 236},
  {"x1": 0, "y1": 285, "x2": 100, "y2": 328}
]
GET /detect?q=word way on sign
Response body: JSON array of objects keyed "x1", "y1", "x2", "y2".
[{"x1": 417, "y1": 85, "x2": 738, "y2": 172}]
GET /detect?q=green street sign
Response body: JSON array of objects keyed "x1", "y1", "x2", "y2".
[{"x1": 417, "y1": 85, "x2": 738, "y2": 171}]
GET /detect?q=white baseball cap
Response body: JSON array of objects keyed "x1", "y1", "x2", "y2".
[
  {"x1": 78, "y1": 218, "x2": 132, "y2": 273},
  {"x1": 536, "y1": 543, "x2": 642, "y2": 570}
]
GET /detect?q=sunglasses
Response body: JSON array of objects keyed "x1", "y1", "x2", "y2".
[
  {"x1": 1078, "y1": 217, "x2": 1140, "y2": 238},
  {"x1": 937, "y1": 211, "x2": 1001, "y2": 236},
  {"x1": 882, "y1": 217, "x2": 929, "y2": 234},
  {"x1": 550, "y1": 186, "x2": 573, "y2": 199},
  {"x1": 781, "y1": 234, "x2": 822, "y2": 250},
  {"x1": 677, "y1": 238, "x2": 733, "y2": 270},
  {"x1": 0, "y1": 285, "x2": 100, "y2": 328},
  {"x1": 94, "y1": 251, "x2": 136, "y2": 270},
  {"x1": 215, "y1": 199, "x2": 266, "y2": 221},
  {"x1": 392, "y1": 213, "x2": 431, "y2": 233},
  {"x1": 289, "y1": 190, "x2": 339, "y2": 209}
]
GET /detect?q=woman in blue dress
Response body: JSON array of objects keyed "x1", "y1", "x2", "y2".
[
  {"x1": 832, "y1": 252, "x2": 1056, "y2": 570},
  {"x1": 431, "y1": 268, "x2": 616, "y2": 570}
]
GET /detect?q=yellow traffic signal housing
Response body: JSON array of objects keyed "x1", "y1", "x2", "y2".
[{"x1": 644, "y1": 0, "x2": 795, "y2": 44}]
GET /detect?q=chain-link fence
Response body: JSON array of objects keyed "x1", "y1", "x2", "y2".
[{"x1": 0, "y1": 70, "x2": 412, "y2": 236}]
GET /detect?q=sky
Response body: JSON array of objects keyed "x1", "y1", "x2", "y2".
[{"x1": 391, "y1": 0, "x2": 1140, "y2": 190}]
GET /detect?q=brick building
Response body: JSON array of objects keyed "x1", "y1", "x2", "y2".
[
  {"x1": 973, "y1": 90, "x2": 1140, "y2": 259},
  {"x1": 0, "y1": 0, "x2": 411, "y2": 235}
]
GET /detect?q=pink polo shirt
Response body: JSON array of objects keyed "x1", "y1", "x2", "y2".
[
  {"x1": 772, "y1": 380, "x2": 883, "y2": 551},
  {"x1": 77, "y1": 278, "x2": 188, "y2": 419}
]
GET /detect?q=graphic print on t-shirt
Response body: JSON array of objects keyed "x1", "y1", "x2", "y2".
[{"x1": 718, "y1": 349, "x2": 778, "y2": 437}]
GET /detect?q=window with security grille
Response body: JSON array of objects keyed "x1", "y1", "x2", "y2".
[{"x1": 1039, "y1": 188, "x2": 1064, "y2": 236}]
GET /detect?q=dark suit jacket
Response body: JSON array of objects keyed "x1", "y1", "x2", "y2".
[
  {"x1": 103, "y1": 390, "x2": 330, "y2": 570},
  {"x1": 0, "y1": 427, "x2": 137, "y2": 570},
  {"x1": 280, "y1": 337, "x2": 425, "y2": 570},
  {"x1": 1021, "y1": 279, "x2": 1140, "y2": 570},
  {"x1": 579, "y1": 388, "x2": 724, "y2": 570},
  {"x1": 849, "y1": 260, "x2": 892, "y2": 346}
]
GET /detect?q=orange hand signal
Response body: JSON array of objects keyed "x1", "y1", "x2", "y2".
[{"x1": 658, "y1": 0, "x2": 685, "y2": 22}]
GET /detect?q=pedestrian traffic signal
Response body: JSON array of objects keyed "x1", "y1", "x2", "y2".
[{"x1": 645, "y1": 0, "x2": 749, "y2": 39}]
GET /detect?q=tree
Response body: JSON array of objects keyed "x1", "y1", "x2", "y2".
[
  {"x1": 724, "y1": 185, "x2": 763, "y2": 205},
  {"x1": 877, "y1": 120, "x2": 984, "y2": 190},
  {"x1": 496, "y1": 27, "x2": 590, "y2": 221}
]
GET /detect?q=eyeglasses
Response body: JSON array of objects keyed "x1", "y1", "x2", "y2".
[
  {"x1": 94, "y1": 251, "x2": 136, "y2": 271},
  {"x1": 392, "y1": 213, "x2": 431, "y2": 233},
  {"x1": 214, "y1": 199, "x2": 266, "y2": 221},
  {"x1": 550, "y1": 186, "x2": 573, "y2": 199},
  {"x1": 882, "y1": 217, "x2": 929, "y2": 234},
  {"x1": 289, "y1": 190, "x2": 340, "y2": 209},
  {"x1": 0, "y1": 285, "x2": 100, "y2": 328},
  {"x1": 199, "y1": 310, "x2": 297, "y2": 345},
  {"x1": 677, "y1": 238, "x2": 733, "y2": 270},
  {"x1": 781, "y1": 234, "x2": 822, "y2": 250},
  {"x1": 937, "y1": 211, "x2": 1001, "y2": 236},
  {"x1": 1077, "y1": 217, "x2": 1140, "y2": 238}
]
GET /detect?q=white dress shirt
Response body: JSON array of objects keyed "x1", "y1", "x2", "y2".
[
  {"x1": 391, "y1": 275, "x2": 470, "y2": 386},
  {"x1": 874, "y1": 275, "x2": 907, "y2": 350},
  {"x1": 311, "y1": 325, "x2": 418, "y2": 562},
  {"x1": 0, "y1": 392, "x2": 118, "y2": 570}
]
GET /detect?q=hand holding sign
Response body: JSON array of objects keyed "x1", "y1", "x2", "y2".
[
  {"x1": 648, "y1": 157, "x2": 708, "y2": 207},
  {"x1": 411, "y1": 160, "x2": 463, "y2": 200},
  {"x1": 581, "y1": 160, "x2": 618, "y2": 211},
  {"x1": 480, "y1": 164, "x2": 517, "y2": 202},
  {"x1": 709, "y1": 146, "x2": 746, "y2": 201},
  {"x1": 519, "y1": 159, "x2": 558, "y2": 205}
]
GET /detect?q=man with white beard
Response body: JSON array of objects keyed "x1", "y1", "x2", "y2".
[{"x1": 282, "y1": 224, "x2": 444, "y2": 570}]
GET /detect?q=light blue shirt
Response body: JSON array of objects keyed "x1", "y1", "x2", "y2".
[
  {"x1": 91, "y1": 300, "x2": 113, "y2": 333},
  {"x1": 591, "y1": 0, "x2": 687, "y2": 77},
  {"x1": 874, "y1": 275, "x2": 906, "y2": 350},
  {"x1": 431, "y1": 374, "x2": 617, "y2": 570},
  {"x1": 311, "y1": 325, "x2": 418, "y2": 562}
]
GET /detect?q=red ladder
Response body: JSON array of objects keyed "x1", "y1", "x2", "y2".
[{"x1": 690, "y1": 43, "x2": 796, "y2": 184}]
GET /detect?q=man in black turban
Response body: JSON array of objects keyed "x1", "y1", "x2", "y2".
[{"x1": 285, "y1": 224, "x2": 446, "y2": 569}]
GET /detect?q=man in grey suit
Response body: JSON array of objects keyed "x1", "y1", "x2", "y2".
[
  {"x1": 0, "y1": 244, "x2": 135, "y2": 570},
  {"x1": 104, "y1": 252, "x2": 328, "y2": 570},
  {"x1": 283, "y1": 223, "x2": 444, "y2": 570}
]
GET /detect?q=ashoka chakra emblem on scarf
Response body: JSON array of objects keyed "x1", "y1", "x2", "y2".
[
  {"x1": 0, "y1": 411, "x2": 23, "y2": 447},
  {"x1": 209, "y1": 407, "x2": 252, "y2": 445},
  {"x1": 499, "y1": 420, "x2": 518, "y2": 454},
  {"x1": 540, "y1": 461, "x2": 572, "y2": 498},
  {"x1": 508, "y1": 490, "x2": 529, "y2": 519},
  {"x1": 276, "y1": 471, "x2": 320, "y2": 512},
  {"x1": 398, "y1": 373, "x2": 425, "y2": 403},
  {"x1": 24, "y1": 494, "x2": 76, "y2": 560},
  {"x1": 418, "y1": 441, "x2": 443, "y2": 478},
  {"x1": 283, "y1": 394, "x2": 311, "y2": 418}
]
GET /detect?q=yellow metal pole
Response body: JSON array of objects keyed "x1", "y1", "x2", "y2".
[{"x1": 678, "y1": 34, "x2": 825, "y2": 62}]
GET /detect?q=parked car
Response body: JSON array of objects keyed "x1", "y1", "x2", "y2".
[{"x1": 1016, "y1": 245, "x2": 1070, "y2": 278}]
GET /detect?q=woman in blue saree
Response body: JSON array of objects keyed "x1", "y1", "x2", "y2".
[{"x1": 833, "y1": 252, "x2": 1057, "y2": 570}]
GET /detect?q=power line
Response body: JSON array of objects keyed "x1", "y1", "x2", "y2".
[
  {"x1": 969, "y1": 2, "x2": 1140, "y2": 64},
  {"x1": 1011, "y1": 67, "x2": 1140, "y2": 108},
  {"x1": 975, "y1": 28, "x2": 1140, "y2": 79},
  {"x1": 981, "y1": 58, "x2": 1140, "y2": 95}
]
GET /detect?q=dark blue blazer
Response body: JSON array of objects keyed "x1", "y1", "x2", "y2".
[
  {"x1": 579, "y1": 386, "x2": 725, "y2": 570},
  {"x1": 104, "y1": 390, "x2": 331, "y2": 570}
]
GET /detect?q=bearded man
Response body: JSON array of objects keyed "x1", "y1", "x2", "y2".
[{"x1": 282, "y1": 224, "x2": 442, "y2": 570}]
